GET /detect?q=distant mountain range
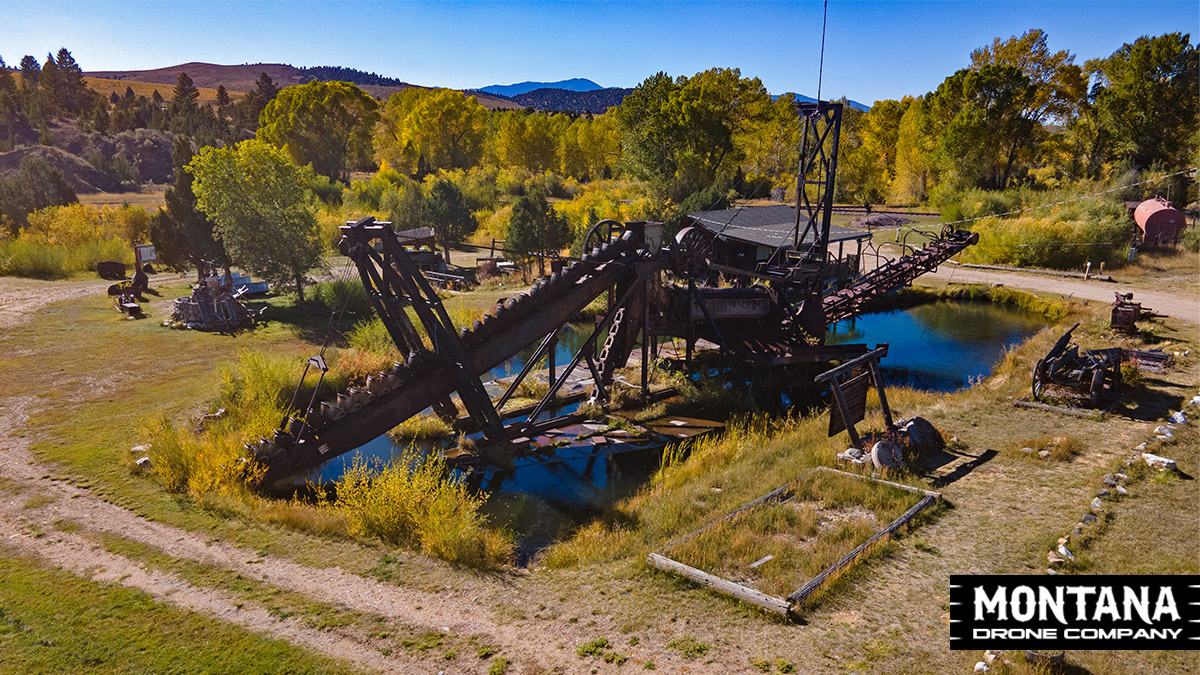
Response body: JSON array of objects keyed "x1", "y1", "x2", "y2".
[
  {"x1": 510, "y1": 87, "x2": 633, "y2": 114},
  {"x1": 778, "y1": 92, "x2": 871, "y2": 111},
  {"x1": 477, "y1": 78, "x2": 603, "y2": 98}
]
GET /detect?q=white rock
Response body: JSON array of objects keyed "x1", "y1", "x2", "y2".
[
  {"x1": 1038, "y1": 450, "x2": 1051, "y2": 459},
  {"x1": 871, "y1": 440, "x2": 904, "y2": 470},
  {"x1": 1090, "y1": 497, "x2": 1104, "y2": 512},
  {"x1": 1169, "y1": 411, "x2": 1187, "y2": 425},
  {"x1": 1116, "y1": 485, "x2": 1128, "y2": 495},
  {"x1": 1134, "y1": 442, "x2": 1147, "y2": 452},
  {"x1": 1191, "y1": 394, "x2": 1200, "y2": 406},
  {"x1": 1154, "y1": 425, "x2": 1173, "y2": 439},
  {"x1": 983, "y1": 650, "x2": 1004, "y2": 666},
  {"x1": 135, "y1": 456, "x2": 152, "y2": 471},
  {"x1": 1143, "y1": 453, "x2": 1178, "y2": 472},
  {"x1": 130, "y1": 444, "x2": 150, "y2": 455},
  {"x1": 1057, "y1": 544, "x2": 1075, "y2": 561},
  {"x1": 974, "y1": 662, "x2": 990, "y2": 673}
]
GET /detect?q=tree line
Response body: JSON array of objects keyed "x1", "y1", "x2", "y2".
[{"x1": 2, "y1": 29, "x2": 1195, "y2": 292}]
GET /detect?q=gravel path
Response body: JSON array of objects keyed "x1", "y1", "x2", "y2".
[{"x1": 934, "y1": 263, "x2": 1200, "y2": 325}]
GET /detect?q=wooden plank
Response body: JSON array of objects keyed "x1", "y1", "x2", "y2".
[
  {"x1": 829, "y1": 371, "x2": 870, "y2": 437},
  {"x1": 647, "y1": 553, "x2": 792, "y2": 617},
  {"x1": 814, "y1": 345, "x2": 889, "y2": 382},
  {"x1": 1013, "y1": 398, "x2": 1101, "y2": 419},
  {"x1": 814, "y1": 466, "x2": 941, "y2": 498},
  {"x1": 661, "y1": 482, "x2": 793, "y2": 551}
]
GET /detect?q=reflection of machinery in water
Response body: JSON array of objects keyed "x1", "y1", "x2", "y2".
[{"x1": 249, "y1": 101, "x2": 979, "y2": 487}]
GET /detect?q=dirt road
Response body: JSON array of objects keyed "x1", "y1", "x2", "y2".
[
  {"x1": 933, "y1": 263, "x2": 1200, "y2": 325},
  {"x1": 0, "y1": 276, "x2": 115, "y2": 330}
]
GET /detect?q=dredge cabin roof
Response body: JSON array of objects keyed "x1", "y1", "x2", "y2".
[{"x1": 686, "y1": 204, "x2": 870, "y2": 249}]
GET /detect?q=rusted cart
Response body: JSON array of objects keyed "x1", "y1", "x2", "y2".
[{"x1": 1032, "y1": 323, "x2": 1122, "y2": 407}]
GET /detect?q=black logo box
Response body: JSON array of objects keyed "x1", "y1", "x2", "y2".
[{"x1": 950, "y1": 575, "x2": 1200, "y2": 650}]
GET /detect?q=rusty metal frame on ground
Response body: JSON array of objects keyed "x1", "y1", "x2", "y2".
[{"x1": 647, "y1": 466, "x2": 940, "y2": 619}]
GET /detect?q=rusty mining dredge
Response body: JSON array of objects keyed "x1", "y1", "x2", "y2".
[{"x1": 249, "y1": 102, "x2": 979, "y2": 488}]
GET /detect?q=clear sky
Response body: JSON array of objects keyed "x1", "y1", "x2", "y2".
[{"x1": 1, "y1": 1, "x2": 1195, "y2": 104}]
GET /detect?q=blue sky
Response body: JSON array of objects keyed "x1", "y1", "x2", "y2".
[{"x1": 2, "y1": 1, "x2": 1195, "y2": 104}]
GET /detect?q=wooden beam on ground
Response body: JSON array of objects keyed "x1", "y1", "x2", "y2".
[
  {"x1": 1013, "y1": 398, "x2": 1101, "y2": 419},
  {"x1": 646, "y1": 553, "x2": 792, "y2": 617}
]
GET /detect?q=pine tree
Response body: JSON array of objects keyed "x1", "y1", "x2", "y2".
[
  {"x1": 255, "y1": 72, "x2": 279, "y2": 102},
  {"x1": 215, "y1": 84, "x2": 230, "y2": 107},
  {"x1": 148, "y1": 135, "x2": 229, "y2": 273},
  {"x1": 39, "y1": 53, "x2": 60, "y2": 115},
  {"x1": 18, "y1": 55, "x2": 39, "y2": 91},
  {"x1": 54, "y1": 48, "x2": 85, "y2": 114},
  {"x1": 171, "y1": 72, "x2": 199, "y2": 115}
]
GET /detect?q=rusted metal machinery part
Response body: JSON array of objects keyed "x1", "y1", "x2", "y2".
[
  {"x1": 252, "y1": 219, "x2": 645, "y2": 486},
  {"x1": 1031, "y1": 322, "x2": 1123, "y2": 406},
  {"x1": 820, "y1": 227, "x2": 979, "y2": 325}
]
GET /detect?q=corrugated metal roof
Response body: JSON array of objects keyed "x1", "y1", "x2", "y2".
[{"x1": 687, "y1": 204, "x2": 871, "y2": 249}]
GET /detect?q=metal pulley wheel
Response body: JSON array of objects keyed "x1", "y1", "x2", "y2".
[
  {"x1": 582, "y1": 219, "x2": 627, "y2": 254},
  {"x1": 672, "y1": 226, "x2": 714, "y2": 276}
]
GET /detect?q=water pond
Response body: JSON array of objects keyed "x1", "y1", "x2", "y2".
[{"x1": 317, "y1": 299, "x2": 1049, "y2": 558}]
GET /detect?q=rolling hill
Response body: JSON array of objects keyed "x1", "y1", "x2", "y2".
[{"x1": 84, "y1": 62, "x2": 520, "y2": 109}]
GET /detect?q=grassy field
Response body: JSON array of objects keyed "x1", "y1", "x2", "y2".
[
  {"x1": 0, "y1": 268, "x2": 1196, "y2": 673},
  {"x1": 83, "y1": 76, "x2": 243, "y2": 105},
  {"x1": 0, "y1": 550, "x2": 361, "y2": 674},
  {"x1": 78, "y1": 185, "x2": 168, "y2": 212}
]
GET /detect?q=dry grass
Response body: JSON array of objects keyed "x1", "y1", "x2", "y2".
[
  {"x1": 1006, "y1": 434, "x2": 1085, "y2": 462},
  {"x1": 664, "y1": 471, "x2": 921, "y2": 598},
  {"x1": 84, "y1": 77, "x2": 243, "y2": 106},
  {"x1": 78, "y1": 185, "x2": 168, "y2": 212}
]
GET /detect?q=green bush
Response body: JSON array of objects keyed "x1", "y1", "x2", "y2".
[
  {"x1": 0, "y1": 238, "x2": 69, "y2": 278},
  {"x1": 962, "y1": 199, "x2": 1130, "y2": 270},
  {"x1": 1181, "y1": 226, "x2": 1199, "y2": 253},
  {"x1": 326, "y1": 451, "x2": 512, "y2": 567}
]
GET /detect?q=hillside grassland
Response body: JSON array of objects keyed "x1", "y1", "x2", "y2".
[{"x1": 83, "y1": 76, "x2": 244, "y2": 105}]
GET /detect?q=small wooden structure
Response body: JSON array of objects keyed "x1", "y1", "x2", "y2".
[
  {"x1": 647, "y1": 466, "x2": 940, "y2": 618},
  {"x1": 816, "y1": 345, "x2": 893, "y2": 448}
]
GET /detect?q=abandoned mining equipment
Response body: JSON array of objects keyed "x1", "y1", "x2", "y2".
[
  {"x1": 246, "y1": 101, "x2": 979, "y2": 489},
  {"x1": 170, "y1": 278, "x2": 261, "y2": 331},
  {"x1": 1032, "y1": 323, "x2": 1123, "y2": 407}
]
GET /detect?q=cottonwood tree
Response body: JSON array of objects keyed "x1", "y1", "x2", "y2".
[
  {"x1": 507, "y1": 190, "x2": 570, "y2": 277},
  {"x1": 189, "y1": 140, "x2": 322, "y2": 300},
  {"x1": 921, "y1": 64, "x2": 1037, "y2": 190},
  {"x1": 258, "y1": 80, "x2": 378, "y2": 182},
  {"x1": 615, "y1": 68, "x2": 772, "y2": 202},
  {"x1": 1088, "y1": 32, "x2": 1198, "y2": 171},
  {"x1": 374, "y1": 88, "x2": 488, "y2": 175}
]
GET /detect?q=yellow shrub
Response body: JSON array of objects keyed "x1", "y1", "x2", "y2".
[{"x1": 326, "y1": 451, "x2": 512, "y2": 567}]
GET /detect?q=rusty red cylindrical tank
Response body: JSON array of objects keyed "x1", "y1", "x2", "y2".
[{"x1": 1134, "y1": 197, "x2": 1186, "y2": 243}]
